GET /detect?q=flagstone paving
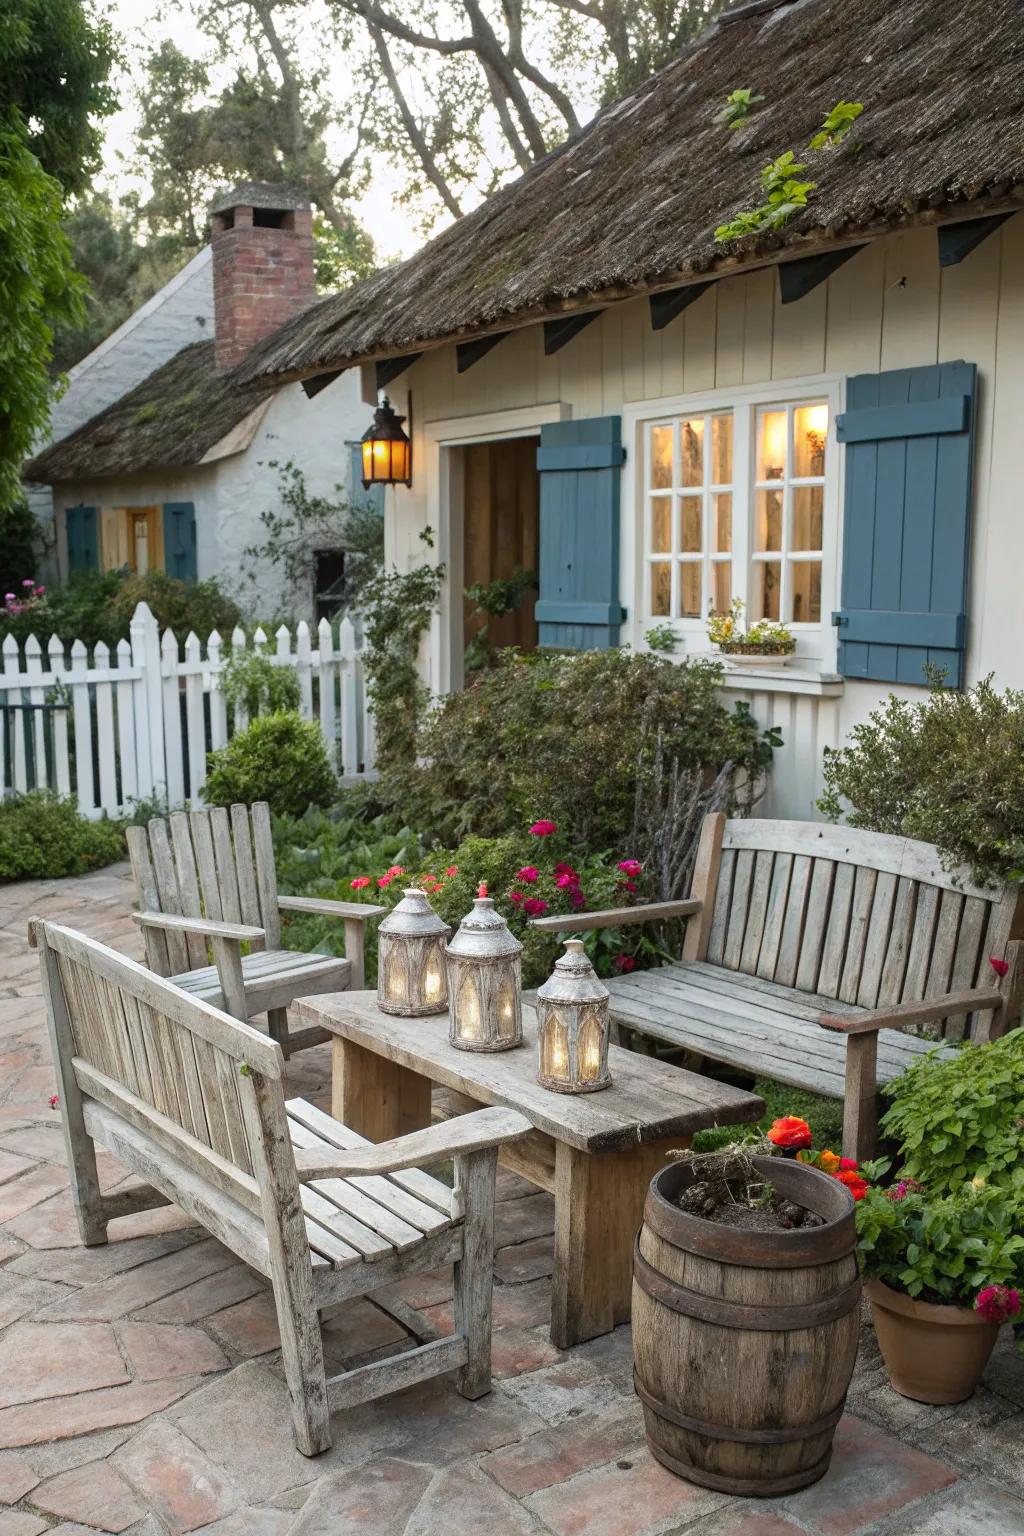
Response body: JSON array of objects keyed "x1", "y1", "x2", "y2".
[{"x1": 1, "y1": 865, "x2": 1023, "y2": 1535}]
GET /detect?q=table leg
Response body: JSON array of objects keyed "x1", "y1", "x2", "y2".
[
  {"x1": 551, "y1": 1136, "x2": 686, "y2": 1349},
  {"x1": 331, "y1": 1036, "x2": 432, "y2": 1142}
]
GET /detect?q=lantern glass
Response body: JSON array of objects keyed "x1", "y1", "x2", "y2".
[
  {"x1": 360, "y1": 396, "x2": 412, "y2": 487},
  {"x1": 377, "y1": 889, "x2": 450, "y2": 1016},
  {"x1": 446, "y1": 897, "x2": 523, "y2": 1052},
  {"x1": 536, "y1": 939, "x2": 612, "y2": 1094}
]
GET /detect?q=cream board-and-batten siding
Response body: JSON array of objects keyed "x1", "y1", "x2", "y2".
[{"x1": 376, "y1": 217, "x2": 1022, "y2": 820}]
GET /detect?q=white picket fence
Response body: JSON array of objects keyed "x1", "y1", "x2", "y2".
[{"x1": 0, "y1": 601, "x2": 376, "y2": 818}]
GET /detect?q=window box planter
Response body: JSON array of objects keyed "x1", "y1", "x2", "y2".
[
  {"x1": 714, "y1": 646, "x2": 795, "y2": 668},
  {"x1": 864, "y1": 1279, "x2": 1001, "y2": 1405}
]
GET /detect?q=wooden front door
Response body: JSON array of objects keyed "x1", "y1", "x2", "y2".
[{"x1": 462, "y1": 437, "x2": 539, "y2": 656}]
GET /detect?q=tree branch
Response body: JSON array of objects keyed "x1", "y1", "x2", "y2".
[{"x1": 368, "y1": 23, "x2": 464, "y2": 218}]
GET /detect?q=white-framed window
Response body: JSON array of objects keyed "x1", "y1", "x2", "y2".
[{"x1": 636, "y1": 377, "x2": 841, "y2": 662}]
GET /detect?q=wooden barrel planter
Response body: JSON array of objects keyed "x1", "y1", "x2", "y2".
[{"x1": 632, "y1": 1156, "x2": 860, "y2": 1497}]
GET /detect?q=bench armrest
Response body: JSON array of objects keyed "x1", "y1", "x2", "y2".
[
  {"x1": 132, "y1": 912, "x2": 266, "y2": 942},
  {"x1": 820, "y1": 987, "x2": 1004, "y2": 1036},
  {"x1": 293, "y1": 1107, "x2": 532, "y2": 1179},
  {"x1": 529, "y1": 898, "x2": 700, "y2": 935},
  {"x1": 277, "y1": 896, "x2": 388, "y2": 922}
]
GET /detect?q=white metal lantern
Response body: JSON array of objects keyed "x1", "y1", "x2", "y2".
[
  {"x1": 446, "y1": 896, "x2": 523, "y2": 1051},
  {"x1": 376, "y1": 889, "x2": 450, "y2": 1016},
  {"x1": 536, "y1": 939, "x2": 612, "y2": 1094}
]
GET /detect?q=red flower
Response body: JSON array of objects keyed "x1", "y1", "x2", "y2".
[
  {"x1": 989, "y1": 955, "x2": 1010, "y2": 978},
  {"x1": 619, "y1": 879, "x2": 638, "y2": 894},
  {"x1": 833, "y1": 1169, "x2": 869, "y2": 1200},
  {"x1": 554, "y1": 862, "x2": 575, "y2": 875},
  {"x1": 975, "y1": 1284, "x2": 1021, "y2": 1324},
  {"x1": 522, "y1": 897, "x2": 549, "y2": 917},
  {"x1": 510, "y1": 891, "x2": 524, "y2": 904},
  {"x1": 529, "y1": 820, "x2": 557, "y2": 836},
  {"x1": 386, "y1": 865, "x2": 406, "y2": 877},
  {"x1": 516, "y1": 866, "x2": 539, "y2": 883},
  {"x1": 48, "y1": 1094, "x2": 60, "y2": 1109},
  {"x1": 477, "y1": 881, "x2": 488, "y2": 898},
  {"x1": 350, "y1": 876, "x2": 372, "y2": 890},
  {"x1": 766, "y1": 1116, "x2": 813, "y2": 1151},
  {"x1": 444, "y1": 866, "x2": 458, "y2": 878},
  {"x1": 569, "y1": 888, "x2": 586, "y2": 909},
  {"x1": 838, "y1": 1157, "x2": 859, "y2": 1171},
  {"x1": 613, "y1": 953, "x2": 636, "y2": 974},
  {"x1": 618, "y1": 859, "x2": 643, "y2": 877},
  {"x1": 377, "y1": 874, "x2": 393, "y2": 888},
  {"x1": 555, "y1": 872, "x2": 578, "y2": 889}
]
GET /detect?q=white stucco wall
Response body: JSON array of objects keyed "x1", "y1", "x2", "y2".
[{"x1": 380, "y1": 214, "x2": 1024, "y2": 819}]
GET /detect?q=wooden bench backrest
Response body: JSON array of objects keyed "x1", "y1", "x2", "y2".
[
  {"x1": 35, "y1": 919, "x2": 288, "y2": 1215},
  {"x1": 127, "y1": 802, "x2": 279, "y2": 975},
  {"x1": 695, "y1": 817, "x2": 1021, "y2": 1040}
]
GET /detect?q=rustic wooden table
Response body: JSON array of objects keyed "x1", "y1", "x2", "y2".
[{"x1": 295, "y1": 991, "x2": 764, "y2": 1348}]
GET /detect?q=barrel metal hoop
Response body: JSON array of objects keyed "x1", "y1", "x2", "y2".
[
  {"x1": 643, "y1": 1180, "x2": 857, "y2": 1268},
  {"x1": 633, "y1": 1239, "x2": 862, "y2": 1331},
  {"x1": 634, "y1": 1370, "x2": 847, "y2": 1444},
  {"x1": 645, "y1": 1434, "x2": 834, "y2": 1496}
]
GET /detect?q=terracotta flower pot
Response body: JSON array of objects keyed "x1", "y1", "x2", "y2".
[{"x1": 865, "y1": 1279, "x2": 1000, "y2": 1404}]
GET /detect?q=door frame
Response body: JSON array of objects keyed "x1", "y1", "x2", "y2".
[{"x1": 423, "y1": 403, "x2": 570, "y2": 695}]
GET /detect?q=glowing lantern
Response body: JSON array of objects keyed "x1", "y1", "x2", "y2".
[
  {"x1": 360, "y1": 396, "x2": 412, "y2": 488},
  {"x1": 376, "y1": 889, "x2": 449, "y2": 1016},
  {"x1": 536, "y1": 939, "x2": 612, "y2": 1094},
  {"x1": 446, "y1": 895, "x2": 523, "y2": 1052}
]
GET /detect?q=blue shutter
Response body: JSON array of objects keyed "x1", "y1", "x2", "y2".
[
  {"x1": 349, "y1": 443, "x2": 384, "y2": 516},
  {"x1": 162, "y1": 502, "x2": 197, "y2": 581},
  {"x1": 66, "y1": 505, "x2": 98, "y2": 572},
  {"x1": 535, "y1": 416, "x2": 626, "y2": 649},
  {"x1": 834, "y1": 361, "x2": 977, "y2": 687}
]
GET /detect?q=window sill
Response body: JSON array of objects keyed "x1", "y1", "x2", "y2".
[{"x1": 688, "y1": 652, "x2": 844, "y2": 696}]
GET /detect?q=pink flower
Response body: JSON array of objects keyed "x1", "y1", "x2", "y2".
[
  {"x1": 618, "y1": 859, "x2": 643, "y2": 877},
  {"x1": 838, "y1": 1158, "x2": 860, "y2": 1171},
  {"x1": 989, "y1": 955, "x2": 1010, "y2": 978},
  {"x1": 522, "y1": 897, "x2": 549, "y2": 917},
  {"x1": 516, "y1": 866, "x2": 539, "y2": 883},
  {"x1": 350, "y1": 876, "x2": 372, "y2": 890},
  {"x1": 3, "y1": 593, "x2": 13, "y2": 603},
  {"x1": 555, "y1": 872, "x2": 578, "y2": 889},
  {"x1": 48, "y1": 1094, "x2": 60, "y2": 1109},
  {"x1": 477, "y1": 881, "x2": 488, "y2": 898},
  {"x1": 569, "y1": 888, "x2": 586, "y2": 909},
  {"x1": 386, "y1": 865, "x2": 406, "y2": 877},
  {"x1": 444, "y1": 866, "x2": 458, "y2": 878},
  {"x1": 619, "y1": 879, "x2": 638, "y2": 894},
  {"x1": 35, "y1": 586, "x2": 44, "y2": 595},
  {"x1": 975, "y1": 1284, "x2": 1021, "y2": 1324},
  {"x1": 377, "y1": 874, "x2": 393, "y2": 888},
  {"x1": 554, "y1": 862, "x2": 575, "y2": 875},
  {"x1": 613, "y1": 953, "x2": 636, "y2": 973},
  {"x1": 21, "y1": 578, "x2": 33, "y2": 587},
  {"x1": 529, "y1": 820, "x2": 557, "y2": 837},
  {"x1": 509, "y1": 890, "x2": 523, "y2": 903}
]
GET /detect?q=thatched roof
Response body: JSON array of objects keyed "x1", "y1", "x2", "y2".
[
  {"x1": 238, "y1": 0, "x2": 1024, "y2": 387},
  {"x1": 27, "y1": 342, "x2": 274, "y2": 484}
]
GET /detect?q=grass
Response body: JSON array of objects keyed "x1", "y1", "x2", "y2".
[{"x1": 692, "y1": 1076, "x2": 844, "y2": 1154}]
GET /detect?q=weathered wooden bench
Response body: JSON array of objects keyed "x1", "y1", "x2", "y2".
[
  {"x1": 532, "y1": 816, "x2": 1024, "y2": 1159},
  {"x1": 127, "y1": 802, "x2": 385, "y2": 1057},
  {"x1": 32, "y1": 918, "x2": 530, "y2": 1455}
]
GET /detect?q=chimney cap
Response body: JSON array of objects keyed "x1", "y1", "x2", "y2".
[{"x1": 209, "y1": 179, "x2": 309, "y2": 216}]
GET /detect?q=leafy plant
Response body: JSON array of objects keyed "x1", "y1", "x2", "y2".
[
  {"x1": 817, "y1": 675, "x2": 1024, "y2": 886},
  {"x1": 715, "y1": 99, "x2": 864, "y2": 243},
  {"x1": 707, "y1": 596, "x2": 795, "y2": 655},
  {"x1": 0, "y1": 500, "x2": 39, "y2": 600},
  {"x1": 464, "y1": 568, "x2": 537, "y2": 672},
  {"x1": 0, "y1": 793, "x2": 125, "y2": 880},
  {"x1": 714, "y1": 88, "x2": 763, "y2": 130},
  {"x1": 809, "y1": 100, "x2": 864, "y2": 151},
  {"x1": 0, "y1": 568, "x2": 241, "y2": 651},
  {"x1": 362, "y1": 561, "x2": 446, "y2": 767},
  {"x1": 204, "y1": 712, "x2": 336, "y2": 818},
  {"x1": 645, "y1": 622, "x2": 680, "y2": 655},
  {"x1": 878, "y1": 1029, "x2": 1024, "y2": 1197},
  {"x1": 219, "y1": 651, "x2": 301, "y2": 718},
  {"x1": 692, "y1": 1077, "x2": 844, "y2": 1153}
]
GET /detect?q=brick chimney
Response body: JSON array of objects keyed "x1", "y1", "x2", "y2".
[{"x1": 209, "y1": 181, "x2": 315, "y2": 372}]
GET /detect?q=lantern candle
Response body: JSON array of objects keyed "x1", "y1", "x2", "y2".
[
  {"x1": 376, "y1": 889, "x2": 450, "y2": 1016},
  {"x1": 536, "y1": 939, "x2": 612, "y2": 1094},
  {"x1": 446, "y1": 895, "x2": 523, "y2": 1052}
]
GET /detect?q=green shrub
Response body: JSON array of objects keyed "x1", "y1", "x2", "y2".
[
  {"x1": 879, "y1": 1029, "x2": 1024, "y2": 1196},
  {"x1": 0, "y1": 498, "x2": 39, "y2": 599},
  {"x1": 387, "y1": 648, "x2": 773, "y2": 849},
  {"x1": 204, "y1": 712, "x2": 336, "y2": 818},
  {"x1": 819, "y1": 675, "x2": 1024, "y2": 886},
  {"x1": 692, "y1": 1077, "x2": 844, "y2": 1153},
  {"x1": 219, "y1": 651, "x2": 301, "y2": 718},
  {"x1": 0, "y1": 568, "x2": 242, "y2": 650},
  {"x1": 0, "y1": 793, "x2": 125, "y2": 881}
]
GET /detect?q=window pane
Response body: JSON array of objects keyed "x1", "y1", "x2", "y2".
[
  {"x1": 792, "y1": 485, "x2": 823, "y2": 551},
  {"x1": 679, "y1": 496, "x2": 702, "y2": 553},
  {"x1": 754, "y1": 560, "x2": 781, "y2": 621},
  {"x1": 712, "y1": 492, "x2": 732, "y2": 552},
  {"x1": 791, "y1": 560, "x2": 822, "y2": 623},
  {"x1": 650, "y1": 563, "x2": 672, "y2": 616},
  {"x1": 650, "y1": 497, "x2": 672, "y2": 554},
  {"x1": 679, "y1": 561, "x2": 701, "y2": 618},
  {"x1": 794, "y1": 403, "x2": 828, "y2": 478},
  {"x1": 681, "y1": 418, "x2": 704, "y2": 487},
  {"x1": 711, "y1": 414, "x2": 732, "y2": 485},
  {"x1": 651, "y1": 426, "x2": 673, "y2": 489},
  {"x1": 711, "y1": 562, "x2": 732, "y2": 616},
  {"x1": 755, "y1": 489, "x2": 783, "y2": 552},
  {"x1": 758, "y1": 410, "x2": 787, "y2": 481}
]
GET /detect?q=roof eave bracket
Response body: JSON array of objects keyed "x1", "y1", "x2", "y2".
[
  {"x1": 778, "y1": 246, "x2": 862, "y2": 304},
  {"x1": 937, "y1": 212, "x2": 1013, "y2": 268},
  {"x1": 456, "y1": 332, "x2": 511, "y2": 373},
  {"x1": 376, "y1": 354, "x2": 423, "y2": 390},
  {"x1": 543, "y1": 312, "x2": 600, "y2": 355},
  {"x1": 649, "y1": 281, "x2": 715, "y2": 330}
]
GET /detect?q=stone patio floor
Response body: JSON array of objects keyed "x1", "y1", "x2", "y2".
[{"x1": 1, "y1": 865, "x2": 1023, "y2": 1536}]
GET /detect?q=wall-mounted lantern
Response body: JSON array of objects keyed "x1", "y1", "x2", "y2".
[{"x1": 361, "y1": 395, "x2": 412, "y2": 488}]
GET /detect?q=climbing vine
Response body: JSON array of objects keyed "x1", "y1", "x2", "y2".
[
  {"x1": 715, "y1": 99, "x2": 863, "y2": 243},
  {"x1": 362, "y1": 554, "x2": 446, "y2": 768}
]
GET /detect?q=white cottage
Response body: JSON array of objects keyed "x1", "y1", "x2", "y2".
[
  {"x1": 26, "y1": 183, "x2": 374, "y2": 620},
  {"x1": 239, "y1": 0, "x2": 1024, "y2": 817}
]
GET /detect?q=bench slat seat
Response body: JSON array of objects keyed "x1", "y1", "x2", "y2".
[
  {"x1": 606, "y1": 961, "x2": 956, "y2": 1100},
  {"x1": 171, "y1": 950, "x2": 352, "y2": 1012}
]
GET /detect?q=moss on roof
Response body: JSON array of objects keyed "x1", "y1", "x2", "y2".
[
  {"x1": 26, "y1": 341, "x2": 274, "y2": 484},
  {"x1": 237, "y1": 0, "x2": 1024, "y2": 385}
]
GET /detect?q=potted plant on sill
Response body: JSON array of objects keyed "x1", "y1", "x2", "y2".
[
  {"x1": 855, "y1": 1176, "x2": 1024, "y2": 1404},
  {"x1": 707, "y1": 597, "x2": 796, "y2": 667}
]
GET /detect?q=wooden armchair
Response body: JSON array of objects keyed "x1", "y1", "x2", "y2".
[
  {"x1": 32, "y1": 918, "x2": 531, "y2": 1455},
  {"x1": 127, "y1": 802, "x2": 385, "y2": 1056}
]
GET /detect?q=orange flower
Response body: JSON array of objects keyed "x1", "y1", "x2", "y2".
[
  {"x1": 766, "y1": 1116, "x2": 813, "y2": 1150},
  {"x1": 817, "y1": 1149, "x2": 840, "y2": 1173},
  {"x1": 833, "y1": 1168, "x2": 869, "y2": 1200}
]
